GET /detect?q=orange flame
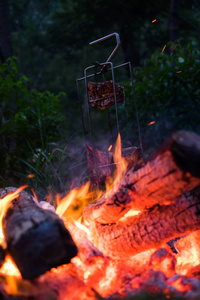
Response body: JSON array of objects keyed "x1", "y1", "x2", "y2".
[
  {"x1": 105, "y1": 134, "x2": 128, "y2": 195},
  {"x1": 0, "y1": 256, "x2": 21, "y2": 294},
  {"x1": 0, "y1": 186, "x2": 27, "y2": 293},
  {"x1": 0, "y1": 256, "x2": 21, "y2": 277},
  {"x1": 56, "y1": 182, "x2": 102, "y2": 220},
  {"x1": 152, "y1": 19, "x2": 157, "y2": 23},
  {"x1": 56, "y1": 134, "x2": 127, "y2": 221},
  {"x1": 0, "y1": 185, "x2": 28, "y2": 235},
  {"x1": 56, "y1": 181, "x2": 90, "y2": 218}
]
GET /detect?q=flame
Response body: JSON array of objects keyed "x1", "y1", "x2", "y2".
[
  {"x1": 0, "y1": 186, "x2": 27, "y2": 235},
  {"x1": 152, "y1": 19, "x2": 157, "y2": 23},
  {"x1": 0, "y1": 186, "x2": 27, "y2": 294},
  {"x1": 0, "y1": 256, "x2": 21, "y2": 295},
  {"x1": 105, "y1": 134, "x2": 128, "y2": 195},
  {"x1": 56, "y1": 182, "x2": 102, "y2": 220},
  {"x1": 56, "y1": 134, "x2": 127, "y2": 221},
  {"x1": 1, "y1": 137, "x2": 200, "y2": 299},
  {"x1": 56, "y1": 182, "x2": 90, "y2": 218},
  {"x1": 0, "y1": 256, "x2": 21, "y2": 277}
]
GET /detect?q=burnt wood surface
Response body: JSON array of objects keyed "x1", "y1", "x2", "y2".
[
  {"x1": 0, "y1": 188, "x2": 78, "y2": 279},
  {"x1": 92, "y1": 187, "x2": 200, "y2": 258},
  {"x1": 83, "y1": 130, "x2": 200, "y2": 224}
]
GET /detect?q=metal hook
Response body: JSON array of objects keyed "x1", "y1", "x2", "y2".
[{"x1": 89, "y1": 33, "x2": 120, "y2": 63}]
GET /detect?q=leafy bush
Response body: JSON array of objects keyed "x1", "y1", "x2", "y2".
[
  {"x1": 120, "y1": 38, "x2": 200, "y2": 153},
  {"x1": 0, "y1": 57, "x2": 66, "y2": 188}
]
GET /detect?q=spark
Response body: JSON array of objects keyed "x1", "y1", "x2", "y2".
[
  {"x1": 108, "y1": 145, "x2": 112, "y2": 151},
  {"x1": 170, "y1": 44, "x2": 178, "y2": 53},
  {"x1": 162, "y1": 45, "x2": 166, "y2": 53},
  {"x1": 152, "y1": 19, "x2": 157, "y2": 23},
  {"x1": 148, "y1": 121, "x2": 155, "y2": 126},
  {"x1": 27, "y1": 174, "x2": 35, "y2": 178}
]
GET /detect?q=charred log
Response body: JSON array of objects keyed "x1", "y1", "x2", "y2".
[
  {"x1": 0, "y1": 188, "x2": 78, "y2": 279},
  {"x1": 90, "y1": 187, "x2": 200, "y2": 259},
  {"x1": 83, "y1": 131, "x2": 200, "y2": 224}
]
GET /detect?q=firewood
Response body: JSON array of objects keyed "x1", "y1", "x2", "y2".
[
  {"x1": 87, "y1": 81, "x2": 124, "y2": 110},
  {"x1": 0, "y1": 187, "x2": 78, "y2": 279},
  {"x1": 90, "y1": 187, "x2": 200, "y2": 258},
  {"x1": 83, "y1": 130, "x2": 200, "y2": 224}
]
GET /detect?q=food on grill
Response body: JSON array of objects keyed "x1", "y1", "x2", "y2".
[{"x1": 87, "y1": 81, "x2": 124, "y2": 110}]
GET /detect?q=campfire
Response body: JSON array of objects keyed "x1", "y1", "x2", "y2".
[{"x1": 0, "y1": 130, "x2": 200, "y2": 299}]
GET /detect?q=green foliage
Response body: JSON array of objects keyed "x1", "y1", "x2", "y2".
[
  {"x1": 119, "y1": 39, "x2": 200, "y2": 152},
  {"x1": 0, "y1": 57, "x2": 66, "y2": 188}
]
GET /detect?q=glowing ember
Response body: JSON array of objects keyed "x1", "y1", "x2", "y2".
[
  {"x1": 176, "y1": 232, "x2": 200, "y2": 275},
  {"x1": 152, "y1": 19, "x2": 157, "y2": 23},
  {"x1": 0, "y1": 185, "x2": 27, "y2": 230}
]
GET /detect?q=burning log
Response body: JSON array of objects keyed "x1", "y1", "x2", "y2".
[
  {"x1": 91, "y1": 187, "x2": 200, "y2": 258},
  {"x1": 0, "y1": 187, "x2": 78, "y2": 279},
  {"x1": 83, "y1": 130, "x2": 200, "y2": 224},
  {"x1": 0, "y1": 264, "x2": 97, "y2": 300},
  {"x1": 66, "y1": 222, "x2": 104, "y2": 264},
  {"x1": 87, "y1": 80, "x2": 124, "y2": 110}
]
